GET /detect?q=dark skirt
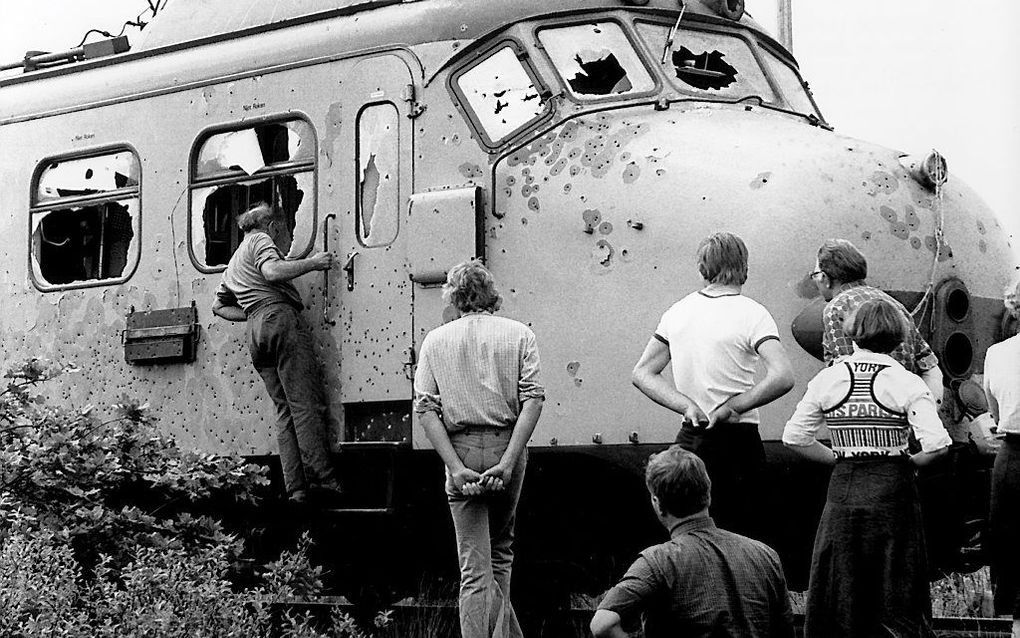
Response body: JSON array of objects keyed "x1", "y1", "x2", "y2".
[
  {"x1": 675, "y1": 422, "x2": 766, "y2": 541},
  {"x1": 989, "y1": 435, "x2": 1020, "y2": 618},
  {"x1": 804, "y1": 459, "x2": 934, "y2": 638}
]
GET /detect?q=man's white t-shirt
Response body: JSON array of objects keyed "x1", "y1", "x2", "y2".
[{"x1": 654, "y1": 291, "x2": 780, "y2": 424}]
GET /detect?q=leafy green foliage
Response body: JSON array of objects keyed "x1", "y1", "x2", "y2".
[{"x1": 0, "y1": 359, "x2": 388, "y2": 637}]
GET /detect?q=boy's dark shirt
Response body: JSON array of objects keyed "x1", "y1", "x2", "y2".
[{"x1": 598, "y1": 515, "x2": 795, "y2": 638}]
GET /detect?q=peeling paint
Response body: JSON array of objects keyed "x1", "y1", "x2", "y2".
[
  {"x1": 458, "y1": 162, "x2": 484, "y2": 179},
  {"x1": 749, "y1": 171, "x2": 772, "y2": 189},
  {"x1": 865, "y1": 170, "x2": 899, "y2": 197},
  {"x1": 622, "y1": 163, "x2": 641, "y2": 184},
  {"x1": 591, "y1": 238, "x2": 615, "y2": 272},
  {"x1": 582, "y1": 208, "x2": 601, "y2": 233},
  {"x1": 323, "y1": 101, "x2": 343, "y2": 167}
]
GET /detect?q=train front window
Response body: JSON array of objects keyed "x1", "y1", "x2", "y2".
[
  {"x1": 189, "y1": 118, "x2": 316, "y2": 271},
  {"x1": 537, "y1": 22, "x2": 655, "y2": 99},
  {"x1": 453, "y1": 44, "x2": 550, "y2": 147},
  {"x1": 761, "y1": 50, "x2": 820, "y2": 117},
  {"x1": 30, "y1": 150, "x2": 140, "y2": 289},
  {"x1": 635, "y1": 22, "x2": 776, "y2": 103}
]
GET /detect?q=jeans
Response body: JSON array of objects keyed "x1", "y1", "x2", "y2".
[
  {"x1": 446, "y1": 427, "x2": 526, "y2": 638},
  {"x1": 248, "y1": 303, "x2": 337, "y2": 493}
]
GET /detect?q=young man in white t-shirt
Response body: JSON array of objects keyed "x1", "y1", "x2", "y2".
[{"x1": 632, "y1": 232, "x2": 794, "y2": 539}]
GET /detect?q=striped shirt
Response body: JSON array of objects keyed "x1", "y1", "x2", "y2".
[
  {"x1": 598, "y1": 516, "x2": 795, "y2": 638},
  {"x1": 822, "y1": 282, "x2": 938, "y2": 374},
  {"x1": 413, "y1": 312, "x2": 544, "y2": 432},
  {"x1": 783, "y1": 349, "x2": 951, "y2": 456}
]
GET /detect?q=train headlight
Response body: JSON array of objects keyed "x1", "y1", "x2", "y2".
[
  {"x1": 705, "y1": 0, "x2": 745, "y2": 20},
  {"x1": 933, "y1": 278, "x2": 974, "y2": 379},
  {"x1": 900, "y1": 150, "x2": 949, "y2": 191}
]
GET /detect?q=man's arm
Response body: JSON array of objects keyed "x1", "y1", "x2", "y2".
[
  {"x1": 480, "y1": 398, "x2": 543, "y2": 490},
  {"x1": 261, "y1": 251, "x2": 334, "y2": 283},
  {"x1": 419, "y1": 410, "x2": 484, "y2": 495},
  {"x1": 632, "y1": 337, "x2": 707, "y2": 424},
  {"x1": 590, "y1": 610, "x2": 628, "y2": 638},
  {"x1": 212, "y1": 284, "x2": 246, "y2": 322},
  {"x1": 919, "y1": 362, "x2": 944, "y2": 406},
  {"x1": 710, "y1": 339, "x2": 795, "y2": 427}
]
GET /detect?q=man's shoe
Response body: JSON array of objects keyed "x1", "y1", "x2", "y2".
[
  {"x1": 308, "y1": 483, "x2": 344, "y2": 507},
  {"x1": 288, "y1": 489, "x2": 309, "y2": 504}
]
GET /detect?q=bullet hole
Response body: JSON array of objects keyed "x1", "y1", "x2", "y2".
[
  {"x1": 574, "y1": 378, "x2": 583, "y2": 387},
  {"x1": 861, "y1": 231, "x2": 872, "y2": 241},
  {"x1": 563, "y1": 183, "x2": 572, "y2": 194},
  {"x1": 569, "y1": 165, "x2": 582, "y2": 177},
  {"x1": 910, "y1": 237, "x2": 922, "y2": 250},
  {"x1": 592, "y1": 239, "x2": 614, "y2": 268},
  {"x1": 890, "y1": 221, "x2": 910, "y2": 240},
  {"x1": 566, "y1": 361, "x2": 580, "y2": 376},
  {"x1": 749, "y1": 171, "x2": 772, "y2": 190},
  {"x1": 521, "y1": 217, "x2": 528, "y2": 225},
  {"x1": 979, "y1": 239, "x2": 987, "y2": 253},
  {"x1": 977, "y1": 219, "x2": 986, "y2": 235},
  {"x1": 880, "y1": 206, "x2": 898, "y2": 223},
  {"x1": 904, "y1": 206, "x2": 920, "y2": 230},
  {"x1": 527, "y1": 197, "x2": 540, "y2": 212},
  {"x1": 599, "y1": 221, "x2": 613, "y2": 235},
  {"x1": 551, "y1": 158, "x2": 568, "y2": 176},
  {"x1": 656, "y1": 169, "x2": 666, "y2": 177},
  {"x1": 458, "y1": 162, "x2": 484, "y2": 179},
  {"x1": 622, "y1": 163, "x2": 640, "y2": 184}
]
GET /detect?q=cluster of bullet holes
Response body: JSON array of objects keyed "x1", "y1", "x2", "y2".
[{"x1": 671, "y1": 47, "x2": 738, "y2": 90}]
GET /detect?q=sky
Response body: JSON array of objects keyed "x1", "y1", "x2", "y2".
[{"x1": 1, "y1": 0, "x2": 1018, "y2": 244}]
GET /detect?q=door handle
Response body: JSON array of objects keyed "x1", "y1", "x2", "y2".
[
  {"x1": 343, "y1": 251, "x2": 359, "y2": 292},
  {"x1": 322, "y1": 212, "x2": 336, "y2": 326}
]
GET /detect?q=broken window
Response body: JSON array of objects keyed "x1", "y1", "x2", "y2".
[
  {"x1": 454, "y1": 45, "x2": 549, "y2": 146},
  {"x1": 190, "y1": 118, "x2": 315, "y2": 269},
  {"x1": 635, "y1": 22, "x2": 776, "y2": 102},
  {"x1": 761, "y1": 50, "x2": 820, "y2": 117},
  {"x1": 30, "y1": 150, "x2": 140, "y2": 289},
  {"x1": 357, "y1": 104, "x2": 399, "y2": 247},
  {"x1": 538, "y1": 22, "x2": 654, "y2": 98}
]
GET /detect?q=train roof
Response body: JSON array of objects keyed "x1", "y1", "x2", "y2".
[{"x1": 133, "y1": 0, "x2": 774, "y2": 52}]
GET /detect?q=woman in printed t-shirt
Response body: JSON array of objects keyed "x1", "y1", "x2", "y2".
[
  {"x1": 783, "y1": 298, "x2": 951, "y2": 638},
  {"x1": 983, "y1": 275, "x2": 1020, "y2": 638}
]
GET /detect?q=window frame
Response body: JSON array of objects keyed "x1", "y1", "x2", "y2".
[
  {"x1": 448, "y1": 37, "x2": 555, "y2": 152},
  {"x1": 632, "y1": 18, "x2": 781, "y2": 107},
  {"x1": 756, "y1": 40, "x2": 827, "y2": 123},
  {"x1": 533, "y1": 16, "x2": 661, "y2": 106},
  {"x1": 354, "y1": 100, "x2": 402, "y2": 249},
  {"x1": 187, "y1": 112, "x2": 318, "y2": 274},
  {"x1": 28, "y1": 143, "x2": 142, "y2": 292}
]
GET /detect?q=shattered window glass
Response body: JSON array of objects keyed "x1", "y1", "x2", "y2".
[
  {"x1": 635, "y1": 23, "x2": 776, "y2": 102},
  {"x1": 194, "y1": 120, "x2": 314, "y2": 179},
  {"x1": 30, "y1": 150, "x2": 140, "y2": 288},
  {"x1": 455, "y1": 46, "x2": 548, "y2": 145},
  {"x1": 761, "y1": 50, "x2": 819, "y2": 117},
  {"x1": 190, "y1": 118, "x2": 315, "y2": 269},
  {"x1": 357, "y1": 104, "x2": 399, "y2": 247},
  {"x1": 538, "y1": 22, "x2": 654, "y2": 98}
]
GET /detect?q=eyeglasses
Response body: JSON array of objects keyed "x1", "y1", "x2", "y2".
[{"x1": 809, "y1": 270, "x2": 825, "y2": 280}]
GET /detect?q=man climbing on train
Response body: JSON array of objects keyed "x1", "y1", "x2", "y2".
[{"x1": 212, "y1": 201, "x2": 341, "y2": 504}]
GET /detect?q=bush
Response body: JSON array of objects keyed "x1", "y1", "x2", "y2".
[{"x1": 0, "y1": 359, "x2": 387, "y2": 637}]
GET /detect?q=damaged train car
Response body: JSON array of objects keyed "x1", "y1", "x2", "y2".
[{"x1": 1, "y1": 0, "x2": 1017, "y2": 597}]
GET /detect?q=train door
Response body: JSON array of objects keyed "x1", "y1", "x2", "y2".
[{"x1": 336, "y1": 54, "x2": 415, "y2": 442}]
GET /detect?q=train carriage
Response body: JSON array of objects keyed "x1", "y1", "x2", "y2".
[{"x1": 1, "y1": 0, "x2": 1016, "y2": 597}]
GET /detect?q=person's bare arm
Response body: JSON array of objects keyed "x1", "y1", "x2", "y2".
[
  {"x1": 632, "y1": 337, "x2": 707, "y2": 424},
  {"x1": 480, "y1": 398, "x2": 543, "y2": 490},
  {"x1": 261, "y1": 251, "x2": 334, "y2": 283},
  {"x1": 212, "y1": 285, "x2": 246, "y2": 322},
  {"x1": 590, "y1": 610, "x2": 628, "y2": 638},
  {"x1": 419, "y1": 410, "x2": 484, "y2": 495},
  {"x1": 785, "y1": 440, "x2": 837, "y2": 466},
  {"x1": 920, "y1": 364, "x2": 944, "y2": 407},
  {"x1": 710, "y1": 339, "x2": 795, "y2": 427}
]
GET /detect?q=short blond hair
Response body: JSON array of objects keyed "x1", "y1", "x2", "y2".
[
  {"x1": 697, "y1": 232, "x2": 748, "y2": 285},
  {"x1": 442, "y1": 260, "x2": 502, "y2": 313}
]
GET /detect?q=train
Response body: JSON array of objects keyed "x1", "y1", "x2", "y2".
[{"x1": 1, "y1": 0, "x2": 1017, "y2": 601}]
